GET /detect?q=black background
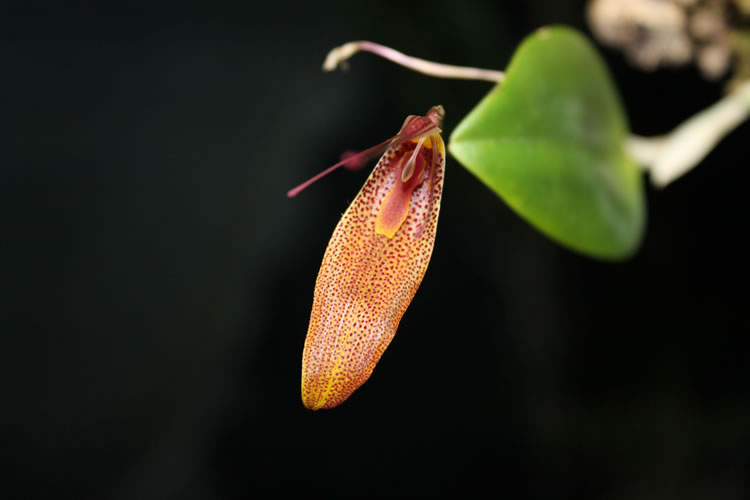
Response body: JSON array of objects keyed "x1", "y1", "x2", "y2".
[{"x1": 2, "y1": 1, "x2": 749, "y2": 499}]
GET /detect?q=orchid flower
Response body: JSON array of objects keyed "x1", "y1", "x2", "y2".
[{"x1": 288, "y1": 105, "x2": 446, "y2": 410}]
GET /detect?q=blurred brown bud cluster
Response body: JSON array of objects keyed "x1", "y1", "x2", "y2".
[{"x1": 587, "y1": 0, "x2": 750, "y2": 81}]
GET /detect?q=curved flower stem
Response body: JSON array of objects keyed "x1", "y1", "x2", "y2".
[
  {"x1": 628, "y1": 79, "x2": 750, "y2": 187},
  {"x1": 323, "y1": 41, "x2": 505, "y2": 83}
]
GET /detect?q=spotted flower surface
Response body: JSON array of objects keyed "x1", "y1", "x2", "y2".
[{"x1": 300, "y1": 106, "x2": 446, "y2": 410}]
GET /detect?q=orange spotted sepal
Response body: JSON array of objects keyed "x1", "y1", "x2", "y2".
[{"x1": 301, "y1": 106, "x2": 446, "y2": 410}]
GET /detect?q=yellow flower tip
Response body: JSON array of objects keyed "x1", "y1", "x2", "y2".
[
  {"x1": 301, "y1": 363, "x2": 376, "y2": 410},
  {"x1": 302, "y1": 397, "x2": 323, "y2": 411},
  {"x1": 301, "y1": 383, "x2": 327, "y2": 411}
]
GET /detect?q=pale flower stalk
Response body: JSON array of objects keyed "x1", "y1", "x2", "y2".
[{"x1": 323, "y1": 41, "x2": 505, "y2": 83}]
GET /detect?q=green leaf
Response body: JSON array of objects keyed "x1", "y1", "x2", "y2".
[{"x1": 449, "y1": 26, "x2": 645, "y2": 260}]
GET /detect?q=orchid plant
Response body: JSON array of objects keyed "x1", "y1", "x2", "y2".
[{"x1": 288, "y1": 25, "x2": 748, "y2": 409}]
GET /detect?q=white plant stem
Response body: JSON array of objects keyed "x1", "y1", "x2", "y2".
[{"x1": 628, "y1": 80, "x2": 750, "y2": 187}]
